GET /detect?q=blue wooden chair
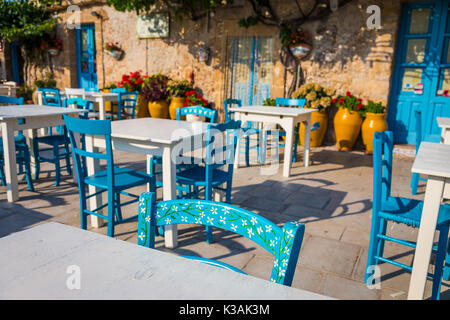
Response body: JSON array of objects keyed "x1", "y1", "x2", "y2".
[
  {"x1": 106, "y1": 88, "x2": 127, "y2": 120},
  {"x1": 117, "y1": 91, "x2": 138, "y2": 120},
  {"x1": 0, "y1": 96, "x2": 34, "y2": 191},
  {"x1": 364, "y1": 131, "x2": 450, "y2": 300},
  {"x1": 410, "y1": 110, "x2": 427, "y2": 195},
  {"x1": 137, "y1": 192, "x2": 305, "y2": 286},
  {"x1": 175, "y1": 120, "x2": 242, "y2": 244},
  {"x1": 33, "y1": 88, "x2": 71, "y2": 186},
  {"x1": 224, "y1": 98, "x2": 263, "y2": 166},
  {"x1": 63, "y1": 97, "x2": 95, "y2": 119},
  {"x1": 63, "y1": 115, "x2": 153, "y2": 238},
  {"x1": 263, "y1": 98, "x2": 306, "y2": 163}
]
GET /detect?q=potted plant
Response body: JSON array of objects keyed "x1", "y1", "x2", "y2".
[
  {"x1": 361, "y1": 100, "x2": 387, "y2": 154},
  {"x1": 33, "y1": 73, "x2": 57, "y2": 104},
  {"x1": 293, "y1": 83, "x2": 335, "y2": 147},
  {"x1": 183, "y1": 90, "x2": 210, "y2": 121},
  {"x1": 333, "y1": 91, "x2": 365, "y2": 151},
  {"x1": 167, "y1": 80, "x2": 194, "y2": 120},
  {"x1": 263, "y1": 98, "x2": 276, "y2": 106},
  {"x1": 105, "y1": 42, "x2": 123, "y2": 59},
  {"x1": 141, "y1": 73, "x2": 170, "y2": 119},
  {"x1": 41, "y1": 38, "x2": 62, "y2": 56},
  {"x1": 116, "y1": 71, "x2": 148, "y2": 118},
  {"x1": 280, "y1": 27, "x2": 312, "y2": 59}
]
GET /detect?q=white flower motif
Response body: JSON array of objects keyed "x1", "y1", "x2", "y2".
[
  {"x1": 140, "y1": 207, "x2": 146, "y2": 214},
  {"x1": 231, "y1": 224, "x2": 237, "y2": 231},
  {"x1": 282, "y1": 259, "x2": 288, "y2": 267},
  {"x1": 160, "y1": 203, "x2": 167, "y2": 210},
  {"x1": 265, "y1": 225, "x2": 272, "y2": 233},
  {"x1": 195, "y1": 217, "x2": 202, "y2": 224},
  {"x1": 173, "y1": 206, "x2": 178, "y2": 212},
  {"x1": 270, "y1": 239, "x2": 277, "y2": 247},
  {"x1": 222, "y1": 208, "x2": 230, "y2": 215},
  {"x1": 138, "y1": 232, "x2": 146, "y2": 241},
  {"x1": 165, "y1": 218, "x2": 171, "y2": 224},
  {"x1": 181, "y1": 216, "x2": 188, "y2": 222},
  {"x1": 220, "y1": 216, "x2": 226, "y2": 224},
  {"x1": 274, "y1": 259, "x2": 278, "y2": 267},
  {"x1": 145, "y1": 215, "x2": 151, "y2": 223},
  {"x1": 251, "y1": 217, "x2": 257, "y2": 225},
  {"x1": 200, "y1": 212, "x2": 205, "y2": 218},
  {"x1": 257, "y1": 226, "x2": 263, "y2": 234},
  {"x1": 279, "y1": 267, "x2": 286, "y2": 277},
  {"x1": 284, "y1": 247, "x2": 290, "y2": 254},
  {"x1": 196, "y1": 201, "x2": 204, "y2": 209},
  {"x1": 270, "y1": 278, "x2": 276, "y2": 283},
  {"x1": 207, "y1": 217, "x2": 214, "y2": 224},
  {"x1": 211, "y1": 208, "x2": 218, "y2": 215},
  {"x1": 286, "y1": 230, "x2": 294, "y2": 238},
  {"x1": 241, "y1": 219, "x2": 247, "y2": 227},
  {"x1": 247, "y1": 228, "x2": 254, "y2": 238}
]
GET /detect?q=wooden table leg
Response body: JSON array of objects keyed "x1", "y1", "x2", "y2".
[
  {"x1": 98, "y1": 98, "x2": 106, "y2": 120},
  {"x1": 282, "y1": 119, "x2": 295, "y2": 178},
  {"x1": 162, "y1": 146, "x2": 177, "y2": 248},
  {"x1": 2, "y1": 120, "x2": 19, "y2": 202},
  {"x1": 408, "y1": 176, "x2": 445, "y2": 299}
]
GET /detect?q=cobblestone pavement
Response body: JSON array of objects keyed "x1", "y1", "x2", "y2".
[{"x1": 0, "y1": 145, "x2": 448, "y2": 300}]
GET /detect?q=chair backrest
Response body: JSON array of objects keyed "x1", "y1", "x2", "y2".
[
  {"x1": 223, "y1": 98, "x2": 242, "y2": 122},
  {"x1": 65, "y1": 88, "x2": 86, "y2": 99},
  {"x1": 39, "y1": 87, "x2": 62, "y2": 107},
  {"x1": 117, "y1": 91, "x2": 139, "y2": 120},
  {"x1": 176, "y1": 106, "x2": 218, "y2": 123},
  {"x1": 63, "y1": 114, "x2": 114, "y2": 187},
  {"x1": 0, "y1": 96, "x2": 24, "y2": 105},
  {"x1": 414, "y1": 110, "x2": 422, "y2": 153},
  {"x1": 372, "y1": 131, "x2": 394, "y2": 213},
  {"x1": 204, "y1": 120, "x2": 241, "y2": 199},
  {"x1": 137, "y1": 192, "x2": 305, "y2": 286},
  {"x1": 110, "y1": 88, "x2": 127, "y2": 93},
  {"x1": 63, "y1": 98, "x2": 94, "y2": 119},
  {"x1": 275, "y1": 98, "x2": 306, "y2": 108},
  {"x1": 85, "y1": 87, "x2": 99, "y2": 92}
]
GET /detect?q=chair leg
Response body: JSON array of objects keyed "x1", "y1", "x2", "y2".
[
  {"x1": 410, "y1": 173, "x2": 420, "y2": 195},
  {"x1": 365, "y1": 215, "x2": 383, "y2": 284},
  {"x1": 431, "y1": 225, "x2": 449, "y2": 300},
  {"x1": 53, "y1": 145, "x2": 61, "y2": 186},
  {"x1": 443, "y1": 235, "x2": 450, "y2": 281},
  {"x1": 0, "y1": 165, "x2": 5, "y2": 186},
  {"x1": 33, "y1": 140, "x2": 40, "y2": 180},
  {"x1": 376, "y1": 218, "x2": 388, "y2": 259},
  {"x1": 64, "y1": 143, "x2": 72, "y2": 175},
  {"x1": 114, "y1": 193, "x2": 123, "y2": 222},
  {"x1": 244, "y1": 136, "x2": 250, "y2": 167},
  {"x1": 23, "y1": 149, "x2": 34, "y2": 192}
]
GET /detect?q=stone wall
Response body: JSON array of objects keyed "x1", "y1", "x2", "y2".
[{"x1": 40, "y1": 1, "x2": 416, "y2": 130}]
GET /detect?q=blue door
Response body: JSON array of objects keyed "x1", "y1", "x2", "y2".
[
  {"x1": 76, "y1": 24, "x2": 98, "y2": 90},
  {"x1": 388, "y1": 0, "x2": 450, "y2": 144},
  {"x1": 10, "y1": 42, "x2": 24, "y2": 84},
  {"x1": 229, "y1": 37, "x2": 273, "y2": 105}
]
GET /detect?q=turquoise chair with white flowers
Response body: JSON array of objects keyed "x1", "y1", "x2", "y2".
[{"x1": 137, "y1": 192, "x2": 306, "y2": 286}]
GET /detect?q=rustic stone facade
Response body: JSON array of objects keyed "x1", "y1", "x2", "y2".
[{"x1": 8, "y1": 1, "x2": 423, "y2": 124}]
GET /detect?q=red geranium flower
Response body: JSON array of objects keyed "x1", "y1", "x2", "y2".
[
  {"x1": 346, "y1": 91, "x2": 352, "y2": 97},
  {"x1": 357, "y1": 104, "x2": 363, "y2": 110}
]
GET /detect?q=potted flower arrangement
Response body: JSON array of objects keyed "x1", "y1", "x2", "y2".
[
  {"x1": 293, "y1": 83, "x2": 336, "y2": 147},
  {"x1": 263, "y1": 98, "x2": 276, "y2": 106},
  {"x1": 183, "y1": 90, "x2": 210, "y2": 122},
  {"x1": 105, "y1": 42, "x2": 123, "y2": 59},
  {"x1": 333, "y1": 91, "x2": 365, "y2": 151},
  {"x1": 167, "y1": 80, "x2": 194, "y2": 120},
  {"x1": 33, "y1": 73, "x2": 57, "y2": 104},
  {"x1": 361, "y1": 100, "x2": 387, "y2": 154},
  {"x1": 115, "y1": 71, "x2": 149, "y2": 118},
  {"x1": 280, "y1": 27, "x2": 312, "y2": 59},
  {"x1": 41, "y1": 38, "x2": 62, "y2": 56},
  {"x1": 141, "y1": 73, "x2": 170, "y2": 119}
]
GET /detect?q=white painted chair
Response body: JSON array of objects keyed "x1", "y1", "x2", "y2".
[{"x1": 65, "y1": 88, "x2": 86, "y2": 99}]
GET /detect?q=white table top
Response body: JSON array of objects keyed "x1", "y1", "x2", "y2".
[
  {"x1": 437, "y1": 117, "x2": 450, "y2": 129},
  {"x1": 0, "y1": 105, "x2": 85, "y2": 120},
  {"x1": 230, "y1": 106, "x2": 315, "y2": 117},
  {"x1": 0, "y1": 222, "x2": 330, "y2": 300},
  {"x1": 63, "y1": 91, "x2": 118, "y2": 98},
  {"x1": 111, "y1": 118, "x2": 209, "y2": 144},
  {"x1": 412, "y1": 142, "x2": 450, "y2": 178}
]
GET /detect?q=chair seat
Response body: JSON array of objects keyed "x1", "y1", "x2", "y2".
[
  {"x1": 36, "y1": 134, "x2": 69, "y2": 146},
  {"x1": 176, "y1": 165, "x2": 230, "y2": 186},
  {"x1": 84, "y1": 167, "x2": 152, "y2": 191},
  {"x1": 380, "y1": 196, "x2": 450, "y2": 228},
  {"x1": 0, "y1": 135, "x2": 28, "y2": 152}
]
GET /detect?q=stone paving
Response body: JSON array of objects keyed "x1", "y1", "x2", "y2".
[{"x1": 0, "y1": 145, "x2": 449, "y2": 300}]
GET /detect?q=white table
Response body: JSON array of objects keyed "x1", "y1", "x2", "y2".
[
  {"x1": 87, "y1": 118, "x2": 209, "y2": 248},
  {"x1": 230, "y1": 106, "x2": 314, "y2": 177},
  {"x1": 437, "y1": 117, "x2": 450, "y2": 144},
  {"x1": 408, "y1": 142, "x2": 450, "y2": 299},
  {"x1": 0, "y1": 222, "x2": 330, "y2": 300},
  {"x1": 0, "y1": 105, "x2": 84, "y2": 202},
  {"x1": 38, "y1": 91, "x2": 118, "y2": 120}
]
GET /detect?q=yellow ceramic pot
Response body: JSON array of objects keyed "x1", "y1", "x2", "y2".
[
  {"x1": 169, "y1": 97, "x2": 186, "y2": 120},
  {"x1": 333, "y1": 107, "x2": 363, "y2": 151},
  {"x1": 103, "y1": 89, "x2": 118, "y2": 114},
  {"x1": 136, "y1": 94, "x2": 149, "y2": 118},
  {"x1": 361, "y1": 112, "x2": 388, "y2": 154},
  {"x1": 148, "y1": 100, "x2": 169, "y2": 119},
  {"x1": 299, "y1": 109, "x2": 328, "y2": 147}
]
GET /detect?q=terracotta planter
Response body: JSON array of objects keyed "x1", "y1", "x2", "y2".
[
  {"x1": 333, "y1": 108, "x2": 363, "y2": 151},
  {"x1": 136, "y1": 94, "x2": 149, "y2": 118},
  {"x1": 299, "y1": 109, "x2": 328, "y2": 147},
  {"x1": 148, "y1": 100, "x2": 169, "y2": 119},
  {"x1": 169, "y1": 97, "x2": 186, "y2": 120},
  {"x1": 361, "y1": 112, "x2": 388, "y2": 154}
]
